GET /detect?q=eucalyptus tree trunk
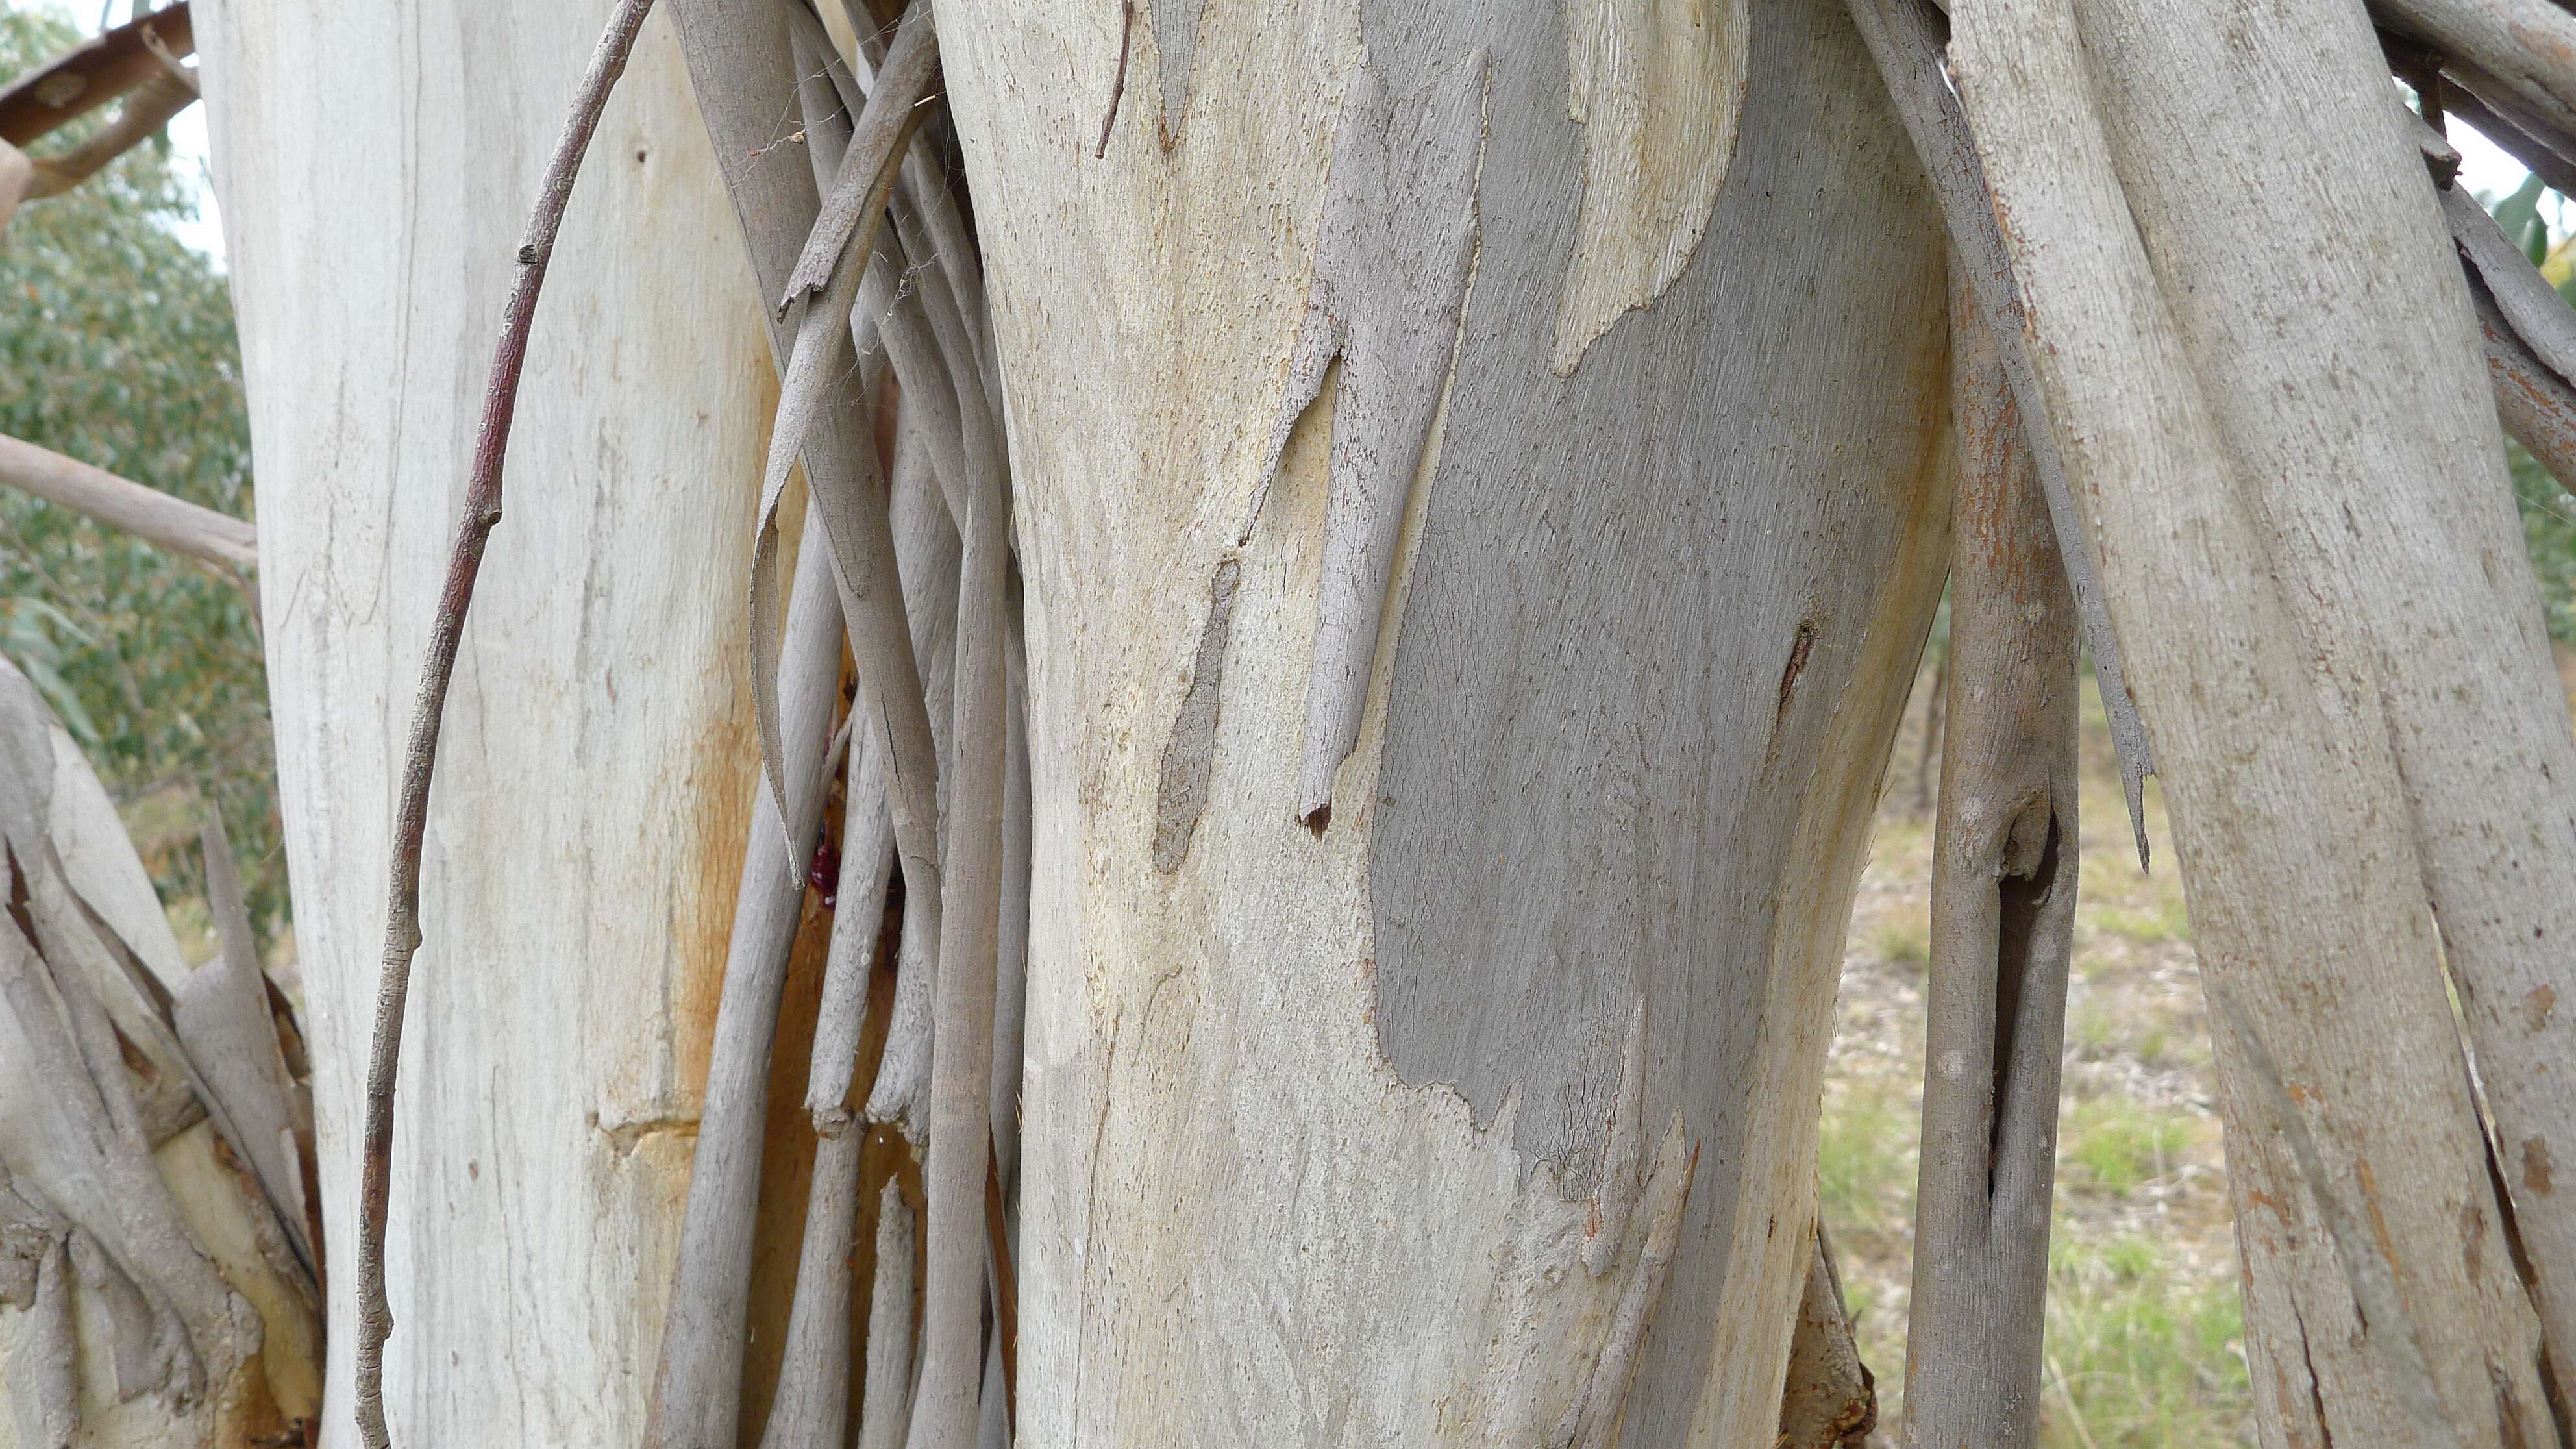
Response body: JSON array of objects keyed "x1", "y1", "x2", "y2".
[{"x1": 179, "y1": 0, "x2": 2576, "y2": 1445}]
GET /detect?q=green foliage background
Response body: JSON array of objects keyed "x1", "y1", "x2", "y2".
[{"x1": 0, "y1": 8, "x2": 280, "y2": 935}]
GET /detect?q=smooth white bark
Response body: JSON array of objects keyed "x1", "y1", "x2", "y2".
[{"x1": 198, "y1": 1, "x2": 778, "y2": 1441}]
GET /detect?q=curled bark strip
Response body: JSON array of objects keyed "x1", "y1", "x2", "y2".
[
  {"x1": 810, "y1": 727, "x2": 897, "y2": 1129},
  {"x1": 2444, "y1": 179, "x2": 2576, "y2": 386},
  {"x1": 354, "y1": 4, "x2": 655, "y2": 1443},
  {"x1": 857, "y1": 1180, "x2": 919, "y2": 1449},
  {"x1": 991, "y1": 585, "x2": 1031, "y2": 1191},
  {"x1": 1252, "y1": 53, "x2": 1487, "y2": 828},
  {"x1": 2480, "y1": 268, "x2": 2576, "y2": 486},
  {"x1": 1900, "y1": 269, "x2": 2079, "y2": 1449},
  {"x1": 1844, "y1": 0, "x2": 2155, "y2": 867},
  {"x1": 0, "y1": 3, "x2": 191, "y2": 147},
  {"x1": 0, "y1": 432, "x2": 256, "y2": 573},
  {"x1": 756, "y1": 1128, "x2": 865, "y2": 1449},
  {"x1": 786, "y1": 0, "x2": 951, "y2": 1149},
  {"x1": 907, "y1": 236, "x2": 1015, "y2": 1449},
  {"x1": 2382, "y1": 0, "x2": 2576, "y2": 143},
  {"x1": 20, "y1": 66, "x2": 195, "y2": 201},
  {"x1": 650, "y1": 496, "x2": 848, "y2": 1449},
  {"x1": 2443, "y1": 80, "x2": 2576, "y2": 197},
  {"x1": 1777, "y1": 1225, "x2": 1876, "y2": 1448},
  {"x1": 171, "y1": 811, "x2": 314, "y2": 1281},
  {"x1": 781, "y1": 6, "x2": 940, "y2": 316}
]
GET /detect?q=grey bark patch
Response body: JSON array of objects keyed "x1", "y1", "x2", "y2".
[
  {"x1": 1153, "y1": 0, "x2": 1202, "y2": 145},
  {"x1": 1358, "y1": 2, "x2": 1949, "y2": 1439},
  {"x1": 1251, "y1": 53, "x2": 1488, "y2": 828},
  {"x1": 1153, "y1": 558, "x2": 1241, "y2": 873}
]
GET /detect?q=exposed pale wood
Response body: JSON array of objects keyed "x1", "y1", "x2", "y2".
[
  {"x1": 200, "y1": 0, "x2": 806, "y2": 1439},
  {"x1": 0, "y1": 432, "x2": 255, "y2": 573},
  {"x1": 1899, "y1": 270, "x2": 2077, "y2": 1449},
  {"x1": 349, "y1": 7, "x2": 657, "y2": 1443},
  {"x1": 1843, "y1": 0, "x2": 2154, "y2": 867},
  {"x1": 1949, "y1": 0, "x2": 2562, "y2": 1438}
]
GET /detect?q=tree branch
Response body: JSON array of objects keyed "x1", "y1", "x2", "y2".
[
  {"x1": 353, "y1": 3, "x2": 656, "y2": 1444},
  {"x1": 0, "y1": 3, "x2": 192, "y2": 148},
  {"x1": 0, "y1": 431, "x2": 254, "y2": 573}
]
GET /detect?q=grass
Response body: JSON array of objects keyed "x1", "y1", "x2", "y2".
[
  {"x1": 2044, "y1": 1233, "x2": 2250, "y2": 1448},
  {"x1": 1822, "y1": 667, "x2": 2249, "y2": 1446},
  {"x1": 2061, "y1": 1098, "x2": 2199, "y2": 1197}
]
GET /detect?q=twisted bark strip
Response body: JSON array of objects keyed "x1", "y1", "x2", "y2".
[
  {"x1": 897, "y1": 216, "x2": 1014, "y2": 1449},
  {"x1": 755, "y1": 1128, "x2": 865, "y2": 1449},
  {"x1": 2445, "y1": 179, "x2": 2576, "y2": 384},
  {"x1": 782, "y1": 6, "x2": 940, "y2": 314},
  {"x1": 1899, "y1": 271, "x2": 2079, "y2": 1449},
  {"x1": 783, "y1": 0, "x2": 953, "y2": 1147},
  {"x1": 352, "y1": 5, "x2": 654, "y2": 1442},
  {"x1": 1949, "y1": 0, "x2": 2561, "y2": 1435},
  {"x1": 1842, "y1": 0, "x2": 2153, "y2": 868},
  {"x1": 857, "y1": 1180, "x2": 919, "y2": 1449}
]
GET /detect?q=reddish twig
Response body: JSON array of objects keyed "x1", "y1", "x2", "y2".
[
  {"x1": 353, "y1": 3, "x2": 658, "y2": 1445},
  {"x1": 1094, "y1": 0, "x2": 1134, "y2": 158}
]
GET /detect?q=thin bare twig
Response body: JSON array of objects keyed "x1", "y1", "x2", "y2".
[
  {"x1": 353, "y1": 3, "x2": 656, "y2": 1444},
  {"x1": 1095, "y1": 0, "x2": 1134, "y2": 158}
]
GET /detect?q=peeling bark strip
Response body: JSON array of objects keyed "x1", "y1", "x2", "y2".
[
  {"x1": 1900, "y1": 271, "x2": 2079, "y2": 1449},
  {"x1": 1552, "y1": 0, "x2": 1747, "y2": 374},
  {"x1": 1151, "y1": 558, "x2": 1239, "y2": 873},
  {"x1": 1948, "y1": 0, "x2": 2562, "y2": 1437},
  {"x1": 1778, "y1": 1226, "x2": 1876, "y2": 1448},
  {"x1": 2381, "y1": 0, "x2": 2576, "y2": 143},
  {"x1": 1153, "y1": 0, "x2": 1202, "y2": 143},
  {"x1": 353, "y1": 5, "x2": 656, "y2": 1443},
  {"x1": 1552, "y1": 1123, "x2": 1695, "y2": 1448},
  {"x1": 1843, "y1": 0, "x2": 2155, "y2": 868},
  {"x1": 2481, "y1": 271, "x2": 2576, "y2": 488},
  {"x1": 1256, "y1": 54, "x2": 1486, "y2": 828}
]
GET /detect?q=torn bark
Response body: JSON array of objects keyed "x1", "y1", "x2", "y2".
[
  {"x1": 353, "y1": 6, "x2": 656, "y2": 1443},
  {"x1": 2480, "y1": 269, "x2": 2576, "y2": 488},
  {"x1": 1844, "y1": 0, "x2": 2154, "y2": 869},
  {"x1": 1900, "y1": 270, "x2": 2079, "y2": 1449},
  {"x1": 1949, "y1": 0, "x2": 2560, "y2": 1437},
  {"x1": 1254, "y1": 54, "x2": 1486, "y2": 828},
  {"x1": 1777, "y1": 1225, "x2": 1877, "y2": 1449}
]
